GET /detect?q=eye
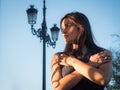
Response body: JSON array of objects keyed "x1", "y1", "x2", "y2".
[
  {"x1": 61, "y1": 22, "x2": 75, "y2": 31},
  {"x1": 65, "y1": 23, "x2": 72, "y2": 28}
]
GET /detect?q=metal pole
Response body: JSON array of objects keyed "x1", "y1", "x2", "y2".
[
  {"x1": 26, "y1": 0, "x2": 59, "y2": 90},
  {"x1": 42, "y1": 36, "x2": 46, "y2": 90},
  {"x1": 42, "y1": 0, "x2": 46, "y2": 90}
]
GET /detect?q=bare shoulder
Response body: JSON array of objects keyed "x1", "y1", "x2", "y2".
[
  {"x1": 98, "y1": 49, "x2": 113, "y2": 71},
  {"x1": 99, "y1": 49, "x2": 112, "y2": 72},
  {"x1": 104, "y1": 49, "x2": 112, "y2": 57},
  {"x1": 51, "y1": 53, "x2": 60, "y2": 65},
  {"x1": 106, "y1": 49, "x2": 112, "y2": 53}
]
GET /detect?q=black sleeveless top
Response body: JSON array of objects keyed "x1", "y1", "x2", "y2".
[{"x1": 61, "y1": 50, "x2": 105, "y2": 90}]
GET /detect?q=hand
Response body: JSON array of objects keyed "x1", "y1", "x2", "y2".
[
  {"x1": 58, "y1": 53, "x2": 73, "y2": 66},
  {"x1": 88, "y1": 50, "x2": 112, "y2": 67}
]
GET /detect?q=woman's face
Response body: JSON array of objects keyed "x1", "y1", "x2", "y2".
[{"x1": 61, "y1": 18, "x2": 79, "y2": 44}]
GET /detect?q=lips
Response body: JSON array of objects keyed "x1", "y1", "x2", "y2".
[{"x1": 63, "y1": 34, "x2": 68, "y2": 39}]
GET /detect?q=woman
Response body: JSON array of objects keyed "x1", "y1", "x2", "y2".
[{"x1": 51, "y1": 12, "x2": 112, "y2": 90}]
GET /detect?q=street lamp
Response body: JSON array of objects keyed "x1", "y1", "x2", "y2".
[{"x1": 26, "y1": 0, "x2": 60, "y2": 90}]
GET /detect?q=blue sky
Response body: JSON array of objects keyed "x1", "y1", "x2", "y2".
[{"x1": 0, "y1": 0, "x2": 120, "y2": 90}]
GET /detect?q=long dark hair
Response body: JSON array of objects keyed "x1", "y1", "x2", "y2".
[{"x1": 60, "y1": 12, "x2": 103, "y2": 58}]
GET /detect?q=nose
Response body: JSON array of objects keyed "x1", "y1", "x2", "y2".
[{"x1": 61, "y1": 28, "x2": 67, "y2": 34}]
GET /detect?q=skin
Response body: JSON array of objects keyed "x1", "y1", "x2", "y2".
[
  {"x1": 61, "y1": 19, "x2": 79, "y2": 45},
  {"x1": 51, "y1": 18, "x2": 112, "y2": 90}
]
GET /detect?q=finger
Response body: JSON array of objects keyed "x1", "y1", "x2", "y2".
[
  {"x1": 98, "y1": 56, "x2": 112, "y2": 63},
  {"x1": 97, "y1": 58, "x2": 111, "y2": 64},
  {"x1": 102, "y1": 59, "x2": 111, "y2": 63},
  {"x1": 104, "y1": 56, "x2": 112, "y2": 60},
  {"x1": 59, "y1": 60, "x2": 69, "y2": 66},
  {"x1": 98, "y1": 52, "x2": 112, "y2": 60}
]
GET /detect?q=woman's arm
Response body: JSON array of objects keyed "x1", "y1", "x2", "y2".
[
  {"x1": 51, "y1": 50, "x2": 112, "y2": 89},
  {"x1": 65, "y1": 50, "x2": 112, "y2": 86},
  {"x1": 51, "y1": 54, "x2": 83, "y2": 90}
]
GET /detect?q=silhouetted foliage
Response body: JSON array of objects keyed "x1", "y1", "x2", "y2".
[{"x1": 106, "y1": 34, "x2": 120, "y2": 90}]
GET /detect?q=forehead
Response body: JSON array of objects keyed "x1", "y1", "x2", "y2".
[
  {"x1": 61, "y1": 18, "x2": 74, "y2": 28},
  {"x1": 61, "y1": 18, "x2": 71, "y2": 24}
]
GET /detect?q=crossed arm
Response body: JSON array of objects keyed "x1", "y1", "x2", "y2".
[{"x1": 51, "y1": 50, "x2": 112, "y2": 90}]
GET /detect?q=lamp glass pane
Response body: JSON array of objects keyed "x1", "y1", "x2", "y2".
[
  {"x1": 26, "y1": 5, "x2": 38, "y2": 25},
  {"x1": 51, "y1": 24, "x2": 59, "y2": 42},
  {"x1": 27, "y1": 13, "x2": 37, "y2": 25}
]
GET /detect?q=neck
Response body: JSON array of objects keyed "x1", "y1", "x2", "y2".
[
  {"x1": 72, "y1": 44, "x2": 78, "y2": 51},
  {"x1": 72, "y1": 44, "x2": 87, "y2": 55}
]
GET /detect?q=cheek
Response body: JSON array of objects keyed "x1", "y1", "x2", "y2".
[
  {"x1": 73, "y1": 29, "x2": 79, "y2": 37},
  {"x1": 69, "y1": 30, "x2": 78, "y2": 40}
]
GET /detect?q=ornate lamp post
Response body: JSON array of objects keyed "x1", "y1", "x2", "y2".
[{"x1": 26, "y1": 0, "x2": 60, "y2": 90}]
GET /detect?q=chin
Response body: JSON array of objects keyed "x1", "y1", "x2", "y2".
[
  {"x1": 64, "y1": 39, "x2": 74, "y2": 44},
  {"x1": 64, "y1": 41, "x2": 72, "y2": 44}
]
